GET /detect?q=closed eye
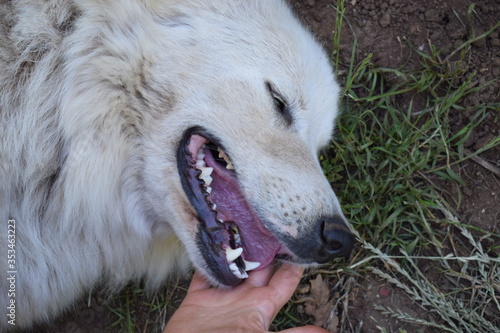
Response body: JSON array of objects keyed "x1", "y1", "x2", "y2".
[{"x1": 266, "y1": 81, "x2": 293, "y2": 127}]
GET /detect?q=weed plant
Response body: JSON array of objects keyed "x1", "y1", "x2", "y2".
[{"x1": 299, "y1": 1, "x2": 500, "y2": 332}]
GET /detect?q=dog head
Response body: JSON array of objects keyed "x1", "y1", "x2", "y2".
[
  {"x1": 74, "y1": 0, "x2": 355, "y2": 286},
  {"x1": 154, "y1": 1, "x2": 354, "y2": 286}
]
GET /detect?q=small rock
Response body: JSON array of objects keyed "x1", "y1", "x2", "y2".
[
  {"x1": 463, "y1": 187, "x2": 473, "y2": 197},
  {"x1": 424, "y1": 9, "x2": 440, "y2": 22},
  {"x1": 379, "y1": 12, "x2": 391, "y2": 27},
  {"x1": 379, "y1": 286, "x2": 391, "y2": 298},
  {"x1": 401, "y1": 4, "x2": 417, "y2": 14}
]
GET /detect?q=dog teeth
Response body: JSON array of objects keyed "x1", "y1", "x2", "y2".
[
  {"x1": 226, "y1": 246, "x2": 260, "y2": 278},
  {"x1": 243, "y1": 259, "x2": 260, "y2": 271},
  {"x1": 218, "y1": 147, "x2": 235, "y2": 170},
  {"x1": 217, "y1": 148, "x2": 225, "y2": 159},
  {"x1": 196, "y1": 143, "x2": 244, "y2": 280},
  {"x1": 202, "y1": 175, "x2": 213, "y2": 186},
  {"x1": 197, "y1": 145, "x2": 206, "y2": 160},
  {"x1": 195, "y1": 154, "x2": 213, "y2": 188},
  {"x1": 229, "y1": 263, "x2": 249, "y2": 279},
  {"x1": 226, "y1": 247, "x2": 243, "y2": 262},
  {"x1": 225, "y1": 230, "x2": 259, "y2": 278},
  {"x1": 196, "y1": 145, "x2": 246, "y2": 280},
  {"x1": 236, "y1": 270, "x2": 249, "y2": 279},
  {"x1": 199, "y1": 166, "x2": 213, "y2": 179}
]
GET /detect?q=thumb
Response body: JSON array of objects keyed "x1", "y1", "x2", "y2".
[{"x1": 187, "y1": 270, "x2": 210, "y2": 293}]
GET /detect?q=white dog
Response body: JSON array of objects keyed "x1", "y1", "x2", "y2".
[{"x1": 0, "y1": 0, "x2": 354, "y2": 329}]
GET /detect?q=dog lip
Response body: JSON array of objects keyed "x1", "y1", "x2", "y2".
[{"x1": 177, "y1": 127, "x2": 241, "y2": 286}]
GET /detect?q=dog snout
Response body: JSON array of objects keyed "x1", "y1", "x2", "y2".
[{"x1": 315, "y1": 216, "x2": 354, "y2": 263}]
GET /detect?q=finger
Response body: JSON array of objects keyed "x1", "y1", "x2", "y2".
[
  {"x1": 242, "y1": 264, "x2": 275, "y2": 288},
  {"x1": 267, "y1": 263, "x2": 304, "y2": 305},
  {"x1": 280, "y1": 325, "x2": 330, "y2": 333},
  {"x1": 269, "y1": 263, "x2": 304, "y2": 287},
  {"x1": 187, "y1": 270, "x2": 211, "y2": 293}
]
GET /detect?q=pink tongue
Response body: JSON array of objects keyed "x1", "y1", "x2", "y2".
[{"x1": 205, "y1": 151, "x2": 282, "y2": 269}]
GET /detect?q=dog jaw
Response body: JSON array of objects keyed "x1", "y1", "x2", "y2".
[{"x1": 174, "y1": 122, "x2": 354, "y2": 286}]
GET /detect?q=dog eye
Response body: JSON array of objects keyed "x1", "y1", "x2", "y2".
[
  {"x1": 273, "y1": 96, "x2": 286, "y2": 114},
  {"x1": 266, "y1": 82, "x2": 293, "y2": 126}
]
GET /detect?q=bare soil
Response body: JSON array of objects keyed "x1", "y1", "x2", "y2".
[
  {"x1": 289, "y1": 0, "x2": 499, "y2": 332},
  {"x1": 28, "y1": 1, "x2": 499, "y2": 332}
]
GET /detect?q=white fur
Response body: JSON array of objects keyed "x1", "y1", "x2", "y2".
[{"x1": 0, "y1": 0, "x2": 343, "y2": 329}]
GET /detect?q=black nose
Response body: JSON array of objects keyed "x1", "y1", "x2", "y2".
[{"x1": 315, "y1": 216, "x2": 354, "y2": 263}]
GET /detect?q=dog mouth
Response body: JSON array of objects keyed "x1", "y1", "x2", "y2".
[{"x1": 177, "y1": 127, "x2": 289, "y2": 286}]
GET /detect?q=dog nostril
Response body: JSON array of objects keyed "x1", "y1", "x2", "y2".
[
  {"x1": 319, "y1": 216, "x2": 354, "y2": 258},
  {"x1": 326, "y1": 240, "x2": 342, "y2": 252}
]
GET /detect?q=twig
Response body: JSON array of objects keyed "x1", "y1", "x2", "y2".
[{"x1": 465, "y1": 149, "x2": 500, "y2": 178}]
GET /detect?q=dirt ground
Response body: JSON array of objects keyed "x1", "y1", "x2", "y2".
[
  {"x1": 290, "y1": 0, "x2": 499, "y2": 231},
  {"x1": 288, "y1": 0, "x2": 499, "y2": 332},
  {"x1": 29, "y1": 1, "x2": 499, "y2": 332}
]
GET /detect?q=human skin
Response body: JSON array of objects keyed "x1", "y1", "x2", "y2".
[{"x1": 163, "y1": 263, "x2": 328, "y2": 333}]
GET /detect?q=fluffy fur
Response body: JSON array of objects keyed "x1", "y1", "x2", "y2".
[{"x1": 0, "y1": 0, "x2": 349, "y2": 329}]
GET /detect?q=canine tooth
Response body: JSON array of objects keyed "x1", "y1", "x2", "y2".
[
  {"x1": 226, "y1": 247, "x2": 243, "y2": 262},
  {"x1": 199, "y1": 167, "x2": 213, "y2": 179},
  {"x1": 229, "y1": 263, "x2": 238, "y2": 271},
  {"x1": 218, "y1": 219, "x2": 224, "y2": 224},
  {"x1": 243, "y1": 260, "x2": 260, "y2": 271}
]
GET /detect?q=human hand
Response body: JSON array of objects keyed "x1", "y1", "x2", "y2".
[{"x1": 163, "y1": 263, "x2": 328, "y2": 333}]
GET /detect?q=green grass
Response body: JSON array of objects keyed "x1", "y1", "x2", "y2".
[
  {"x1": 299, "y1": 1, "x2": 500, "y2": 332},
  {"x1": 107, "y1": 278, "x2": 189, "y2": 333},
  {"x1": 108, "y1": 2, "x2": 500, "y2": 332}
]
